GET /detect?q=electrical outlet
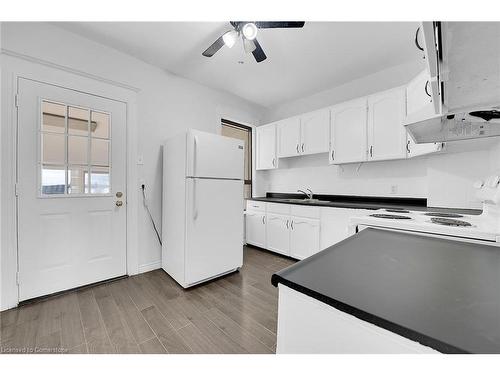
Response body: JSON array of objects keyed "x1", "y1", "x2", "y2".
[{"x1": 390, "y1": 185, "x2": 398, "y2": 195}]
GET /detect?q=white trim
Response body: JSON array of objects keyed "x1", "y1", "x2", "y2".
[
  {"x1": 1, "y1": 52, "x2": 140, "y2": 311},
  {"x1": 138, "y1": 260, "x2": 162, "y2": 274}
]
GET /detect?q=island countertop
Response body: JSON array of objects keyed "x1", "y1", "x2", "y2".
[{"x1": 271, "y1": 228, "x2": 500, "y2": 353}]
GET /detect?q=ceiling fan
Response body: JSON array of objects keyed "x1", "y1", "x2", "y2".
[{"x1": 202, "y1": 21, "x2": 305, "y2": 63}]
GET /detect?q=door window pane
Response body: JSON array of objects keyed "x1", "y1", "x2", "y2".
[
  {"x1": 68, "y1": 136, "x2": 88, "y2": 165},
  {"x1": 91, "y1": 111, "x2": 110, "y2": 139},
  {"x1": 42, "y1": 133, "x2": 65, "y2": 165},
  {"x1": 68, "y1": 106, "x2": 89, "y2": 136},
  {"x1": 41, "y1": 166, "x2": 66, "y2": 195},
  {"x1": 90, "y1": 167, "x2": 110, "y2": 194},
  {"x1": 91, "y1": 138, "x2": 110, "y2": 166},
  {"x1": 42, "y1": 101, "x2": 66, "y2": 133},
  {"x1": 68, "y1": 166, "x2": 89, "y2": 194}
]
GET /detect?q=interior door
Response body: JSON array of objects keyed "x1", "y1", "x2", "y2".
[
  {"x1": 266, "y1": 213, "x2": 290, "y2": 256},
  {"x1": 300, "y1": 109, "x2": 330, "y2": 156},
  {"x1": 330, "y1": 98, "x2": 368, "y2": 164},
  {"x1": 367, "y1": 87, "x2": 407, "y2": 161},
  {"x1": 277, "y1": 117, "x2": 301, "y2": 158},
  {"x1": 185, "y1": 178, "x2": 243, "y2": 284},
  {"x1": 17, "y1": 78, "x2": 127, "y2": 301}
]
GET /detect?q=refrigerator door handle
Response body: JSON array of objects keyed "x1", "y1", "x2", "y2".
[
  {"x1": 192, "y1": 179, "x2": 198, "y2": 221},
  {"x1": 193, "y1": 135, "x2": 198, "y2": 176}
]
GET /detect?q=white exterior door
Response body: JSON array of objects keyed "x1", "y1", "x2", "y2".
[
  {"x1": 17, "y1": 79, "x2": 127, "y2": 301},
  {"x1": 300, "y1": 109, "x2": 330, "y2": 156},
  {"x1": 330, "y1": 98, "x2": 368, "y2": 164},
  {"x1": 277, "y1": 118, "x2": 301, "y2": 158},
  {"x1": 185, "y1": 178, "x2": 243, "y2": 285}
]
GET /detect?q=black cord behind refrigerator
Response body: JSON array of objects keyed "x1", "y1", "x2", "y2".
[{"x1": 141, "y1": 184, "x2": 162, "y2": 246}]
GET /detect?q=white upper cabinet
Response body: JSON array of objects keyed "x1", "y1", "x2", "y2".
[
  {"x1": 300, "y1": 109, "x2": 330, "y2": 156},
  {"x1": 405, "y1": 71, "x2": 443, "y2": 158},
  {"x1": 329, "y1": 98, "x2": 368, "y2": 164},
  {"x1": 367, "y1": 87, "x2": 407, "y2": 162},
  {"x1": 277, "y1": 109, "x2": 329, "y2": 158},
  {"x1": 277, "y1": 117, "x2": 301, "y2": 158},
  {"x1": 256, "y1": 123, "x2": 277, "y2": 170}
]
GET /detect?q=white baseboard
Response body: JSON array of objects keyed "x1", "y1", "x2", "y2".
[{"x1": 138, "y1": 260, "x2": 162, "y2": 274}]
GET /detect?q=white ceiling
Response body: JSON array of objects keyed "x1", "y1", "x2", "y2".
[{"x1": 56, "y1": 22, "x2": 421, "y2": 108}]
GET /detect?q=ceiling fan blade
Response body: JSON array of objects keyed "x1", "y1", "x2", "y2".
[
  {"x1": 202, "y1": 35, "x2": 225, "y2": 57},
  {"x1": 254, "y1": 21, "x2": 305, "y2": 29},
  {"x1": 243, "y1": 38, "x2": 256, "y2": 53},
  {"x1": 252, "y1": 39, "x2": 267, "y2": 63}
]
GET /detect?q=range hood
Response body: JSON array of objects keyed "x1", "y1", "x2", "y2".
[
  {"x1": 405, "y1": 22, "x2": 500, "y2": 143},
  {"x1": 406, "y1": 108, "x2": 500, "y2": 143}
]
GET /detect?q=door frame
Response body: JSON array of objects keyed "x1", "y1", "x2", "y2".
[{"x1": 1, "y1": 53, "x2": 139, "y2": 309}]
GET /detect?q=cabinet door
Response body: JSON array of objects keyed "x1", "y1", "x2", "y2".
[
  {"x1": 290, "y1": 217, "x2": 320, "y2": 260},
  {"x1": 245, "y1": 212, "x2": 266, "y2": 248},
  {"x1": 256, "y1": 124, "x2": 277, "y2": 170},
  {"x1": 277, "y1": 117, "x2": 301, "y2": 158},
  {"x1": 300, "y1": 109, "x2": 330, "y2": 156},
  {"x1": 266, "y1": 213, "x2": 290, "y2": 256},
  {"x1": 406, "y1": 71, "x2": 443, "y2": 158},
  {"x1": 367, "y1": 88, "x2": 407, "y2": 162},
  {"x1": 330, "y1": 98, "x2": 368, "y2": 164}
]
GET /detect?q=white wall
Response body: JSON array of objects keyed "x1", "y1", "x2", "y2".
[
  {"x1": 258, "y1": 61, "x2": 500, "y2": 209},
  {"x1": 1, "y1": 22, "x2": 265, "y2": 309}
]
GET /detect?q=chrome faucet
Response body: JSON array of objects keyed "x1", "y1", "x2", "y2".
[{"x1": 297, "y1": 188, "x2": 314, "y2": 200}]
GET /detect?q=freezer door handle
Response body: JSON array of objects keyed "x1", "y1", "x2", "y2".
[{"x1": 193, "y1": 135, "x2": 198, "y2": 176}]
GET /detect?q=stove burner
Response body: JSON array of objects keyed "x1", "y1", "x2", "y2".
[
  {"x1": 385, "y1": 209, "x2": 410, "y2": 213},
  {"x1": 424, "y1": 212, "x2": 464, "y2": 218},
  {"x1": 370, "y1": 214, "x2": 412, "y2": 220},
  {"x1": 430, "y1": 217, "x2": 472, "y2": 227}
]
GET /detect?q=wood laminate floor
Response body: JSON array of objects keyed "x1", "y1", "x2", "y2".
[{"x1": 0, "y1": 246, "x2": 295, "y2": 354}]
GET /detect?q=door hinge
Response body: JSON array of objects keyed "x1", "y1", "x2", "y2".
[
  {"x1": 15, "y1": 94, "x2": 20, "y2": 108},
  {"x1": 16, "y1": 271, "x2": 20, "y2": 285}
]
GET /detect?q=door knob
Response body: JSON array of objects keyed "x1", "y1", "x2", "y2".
[
  {"x1": 116, "y1": 191, "x2": 123, "y2": 198},
  {"x1": 116, "y1": 200, "x2": 123, "y2": 207}
]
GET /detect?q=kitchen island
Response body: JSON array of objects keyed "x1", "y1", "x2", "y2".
[{"x1": 271, "y1": 228, "x2": 500, "y2": 354}]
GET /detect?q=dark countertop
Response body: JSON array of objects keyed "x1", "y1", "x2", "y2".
[
  {"x1": 250, "y1": 193, "x2": 482, "y2": 215},
  {"x1": 271, "y1": 228, "x2": 500, "y2": 354}
]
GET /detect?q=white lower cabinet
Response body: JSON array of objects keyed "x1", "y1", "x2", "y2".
[
  {"x1": 266, "y1": 213, "x2": 291, "y2": 256},
  {"x1": 245, "y1": 211, "x2": 267, "y2": 248},
  {"x1": 290, "y1": 217, "x2": 320, "y2": 260}
]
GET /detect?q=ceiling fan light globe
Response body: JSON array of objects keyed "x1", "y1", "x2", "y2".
[
  {"x1": 242, "y1": 23, "x2": 258, "y2": 40},
  {"x1": 222, "y1": 30, "x2": 238, "y2": 48}
]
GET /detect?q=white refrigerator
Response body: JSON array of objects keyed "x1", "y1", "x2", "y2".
[{"x1": 162, "y1": 129, "x2": 244, "y2": 288}]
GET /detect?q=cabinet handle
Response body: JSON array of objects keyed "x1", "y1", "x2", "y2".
[
  {"x1": 272, "y1": 158, "x2": 276, "y2": 167},
  {"x1": 406, "y1": 140, "x2": 411, "y2": 154},
  {"x1": 296, "y1": 144, "x2": 300, "y2": 154},
  {"x1": 369, "y1": 145, "x2": 373, "y2": 158},
  {"x1": 415, "y1": 27, "x2": 424, "y2": 51},
  {"x1": 262, "y1": 215, "x2": 266, "y2": 224},
  {"x1": 290, "y1": 221, "x2": 294, "y2": 230},
  {"x1": 286, "y1": 219, "x2": 289, "y2": 229},
  {"x1": 331, "y1": 149, "x2": 335, "y2": 160},
  {"x1": 301, "y1": 143, "x2": 305, "y2": 152},
  {"x1": 424, "y1": 80, "x2": 432, "y2": 98}
]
